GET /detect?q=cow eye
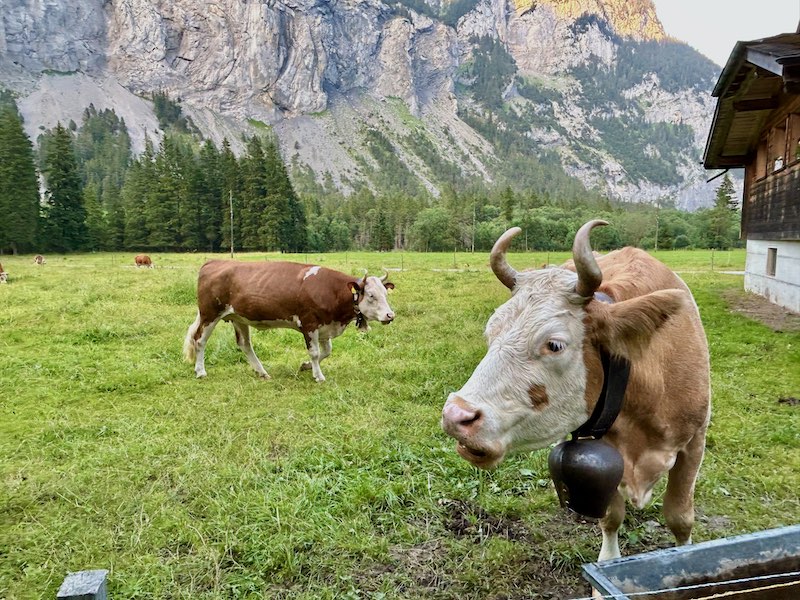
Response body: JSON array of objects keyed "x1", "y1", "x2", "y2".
[{"x1": 547, "y1": 340, "x2": 566, "y2": 353}]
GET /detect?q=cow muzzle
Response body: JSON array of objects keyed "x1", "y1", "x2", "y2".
[
  {"x1": 380, "y1": 311, "x2": 395, "y2": 324},
  {"x1": 442, "y1": 395, "x2": 505, "y2": 469}
]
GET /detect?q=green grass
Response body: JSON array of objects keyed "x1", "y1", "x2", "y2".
[{"x1": 0, "y1": 248, "x2": 796, "y2": 599}]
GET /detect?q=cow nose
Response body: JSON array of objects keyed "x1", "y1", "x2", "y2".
[
  {"x1": 442, "y1": 395, "x2": 483, "y2": 436},
  {"x1": 386, "y1": 311, "x2": 395, "y2": 321}
]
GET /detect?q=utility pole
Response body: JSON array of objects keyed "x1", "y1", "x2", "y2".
[
  {"x1": 654, "y1": 207, "x2": 660, "y2": 251},
  {"x1": 471, "y1": 201, "x2": 476, "y2": 253},
  {"x1": 229, "y1": 190, "x2": 234, "y2": 258}
]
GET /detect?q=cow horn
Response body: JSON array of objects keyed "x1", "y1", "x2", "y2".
[
  {"x1": 490, "y1": 227, "x2": 522, "y2": 290},
  {"x1": 573, "y1": 220, "x2": 608, "y2": 298},
  {"x1": 380, "y1": 269, "x2": 389, "y2": 283}
]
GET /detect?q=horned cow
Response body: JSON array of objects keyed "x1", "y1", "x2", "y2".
[
  {"x1": 184, "y1": 260, "x2": 395, "y2": 382},
  {"x1": 441, "y1": 220, "x2": 710, "y2": 560},
  {"x1": 0, "y1": 263, "x2": 7, "y2": 284}
]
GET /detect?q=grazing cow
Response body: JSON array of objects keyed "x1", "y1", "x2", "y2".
[
  {"x1": 183, "y1": 261, "x2": 396, "y2": 382},
  {"x1": 135, "y1": 254, "x2": 153, "y2": 268},
  {"x1": 0, "y1": 263, "x2": 7, "y2": 284},
  {"x1": 441, "y1": 221, "x2": 710, "y2": 561},
  {"x1": 33, "y1": 255, "x2": 45, "y2": 265}
]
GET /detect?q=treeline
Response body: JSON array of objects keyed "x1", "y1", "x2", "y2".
[
  {"x1": 1, "y1": 96, "x2": 305, "y2": 253},
  {"x1": 0, "y1": 92, "x2": 741, "y2": 255}
]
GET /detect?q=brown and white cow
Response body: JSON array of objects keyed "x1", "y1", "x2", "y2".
[
  {"x1": 183, "y1": 260, "x2": 395, "y2": 382},
  {"x1": 135, "y1": 254, "x2": 153, "y2": 268},
  {"x1": 33, "y1": 255, "x2": 45, "y2": 265},
  {"x1": 0, "y1": 263, "x2": 7, "y2": 284},
  {"x1": 441, "y1": 220, "x2": 710, "y2": 561}
]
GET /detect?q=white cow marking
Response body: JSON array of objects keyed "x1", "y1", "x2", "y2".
[{"x1": 303, "y1": 266, "x2": 321, "y2": 280}]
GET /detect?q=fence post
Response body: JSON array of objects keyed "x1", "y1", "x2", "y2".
[{"x1": 711, "y1": 248, "x2": 715, "y2": 272}]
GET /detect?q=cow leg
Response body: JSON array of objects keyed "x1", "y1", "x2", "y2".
[
  {"x1": 300, "y1": 337, "x2": 332, "y2": 372},
  {"x1": 193, "y1": 319, "x2": 219, "y2": 378},
  {"x1": 598, "y1": 491, "x2": 625, "y2": 561},
  {"x1": 193, "y1": 307, "x2": 233, "y2": 378},
  {"x1": 664, "y1": 429, "x2": 707, "y2": 546},
  {"x1": 304, "y1": 330, "x2": 326, "y2": 382},
  {"x1": 232, "y1": 321, "x2": 270, "y2": 379}
]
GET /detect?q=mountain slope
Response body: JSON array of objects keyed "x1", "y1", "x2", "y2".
[{"x1": 0, "y1": 0, "x2": 722, "y2": 208}]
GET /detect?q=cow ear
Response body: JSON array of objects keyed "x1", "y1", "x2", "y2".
[
  {"x1": 349, "y1": 282, "x2": 361, "y2": 295},
  {"x1": 383, "y1": 282, "x2": 395, "y2": 290},
  {"x1": 586, "y1": 289, "x2": 688, "y2": 359}
]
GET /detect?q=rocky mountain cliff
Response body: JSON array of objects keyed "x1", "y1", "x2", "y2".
[{"x1": 0, "y1": 0, "x2": 723, "y2": 209}]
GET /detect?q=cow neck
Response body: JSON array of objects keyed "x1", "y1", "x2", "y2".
[{"x1": 571, "y1": 292, "x2": 631, "y2": 441}]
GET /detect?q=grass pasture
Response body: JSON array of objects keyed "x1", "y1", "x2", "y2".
[{"x1": 1, "y1": 248, "x2": 798, "y2": 599}]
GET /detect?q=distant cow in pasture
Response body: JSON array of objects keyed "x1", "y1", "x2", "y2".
[
  {"x1": 441, "y1": 220, "x2": 710, "y2": 560},
  {"x1": 184, "y1": 261, "x2": 396, "y2": 382},
  {"x1": 135, "y1": 254, "x2": 153, "y2": 268},
  {"x1": 33, "y1": 255, "x2": 45, "y2": 265},
  {"x1": 0, "y1": 263, "x2": 7, "y2": 284}
]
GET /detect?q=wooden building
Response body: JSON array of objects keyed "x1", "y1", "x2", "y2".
[{"x1": 704, "y1": 30, "x2": 800, "y2": 313}]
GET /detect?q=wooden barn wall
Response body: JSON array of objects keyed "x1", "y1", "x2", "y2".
[{"x1": 745, "y1": 163, "x2": 800, "y2": 240}]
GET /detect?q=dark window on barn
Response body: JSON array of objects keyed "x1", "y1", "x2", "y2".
[{"x1": 766, "y1": 247, "x2": 777, "y2": 277}]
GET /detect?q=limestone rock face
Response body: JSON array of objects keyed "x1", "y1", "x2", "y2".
[
  {"x1": 0, "y1": 0, "x2": 721, "y2": 208},
  {"x1": 1, "y1": 0, "x2": 107, "y2": 73}
]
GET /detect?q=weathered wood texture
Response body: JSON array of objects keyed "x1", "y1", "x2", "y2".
[{"x1": 745, "y1": 162, "x2": 800, "y2": 240}]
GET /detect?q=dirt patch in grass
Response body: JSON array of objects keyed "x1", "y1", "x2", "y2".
[
  {"x1": 722, "y1": 289, "x2": 800, "y2": 332},
  {"x1": 442, "y1": 499, "x2": 530, "y2": 541},
  {"x1": 373, "y1": 502, "x2": 675, "y2": 599}
]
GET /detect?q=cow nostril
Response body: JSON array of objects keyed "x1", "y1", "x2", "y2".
[
  {"x1": 443, "y1": 398, "x2": 483, "y2": 433},
  {"x1": 461, "y1": 409, "x2": 482, "y2": 426}
]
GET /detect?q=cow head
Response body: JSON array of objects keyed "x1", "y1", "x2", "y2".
[
  {"x1": 351, "y1": 271, "x2": 395, "y2": 330},
  {"x1": 441, "y1": 220, "x2": 687, "y2": 469}
]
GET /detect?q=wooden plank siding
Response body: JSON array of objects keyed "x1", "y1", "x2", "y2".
[{"x1": 744, "y1": 162, "x2": 800, "y2": 240}]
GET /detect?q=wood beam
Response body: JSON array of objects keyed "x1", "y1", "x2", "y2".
[
  {"x1": 705, "y1": 155, "x2": 750, "y2": 168},
  {"x1": 732, "y1": 97, "x2": 780, "y2": 111}
]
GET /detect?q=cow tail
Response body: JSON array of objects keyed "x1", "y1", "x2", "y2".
[{"x1": 183, "y1": 312, "x2": 202, "y2": 362}]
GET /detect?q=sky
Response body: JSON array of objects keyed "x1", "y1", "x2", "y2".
[{"x1": 653, "y1": 0, "x2": 800, "y2": 66}]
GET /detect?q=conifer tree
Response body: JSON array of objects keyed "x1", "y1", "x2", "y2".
[
  {"x1": 103, "y1": 178, "x2": 125, "y2": 250},
  {"x1": 122, "y1": 137, "x2": 156, "y2": 248},
  {"x1": 702, "y1": 173, "x2": 740, "y2": 249},
  {"x1": 0, "y1": 96, "x2": 39, "y2": 253},
  {"x1": 74, "y1": 107, "x2": 131, "y2": 249},
  {"x1": 197, "y1": 140, "x2": 223, "y2": 251},
  {"x1": 263, "y1": 139, "x2": 306, "y2": 252},
  {"x1": 372, "y1": 208, "x2": 393, "y2": 251},
  {"x1": 239, "y1": 136, "x2": 269, "y2": 250},
  {"x1": 83, "y1": 181, "x2": 106, "y2": 250},
  {"x1": 40, "y1": 123, "x2": 86, "y2": 252}
]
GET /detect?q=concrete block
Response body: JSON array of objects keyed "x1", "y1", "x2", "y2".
[{"x1": 56, "y1": 570, "x2": 108, "y2": 600}]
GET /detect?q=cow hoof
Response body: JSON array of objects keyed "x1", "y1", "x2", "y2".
[
  {"x1": 314, "y1": 375, "x2": 326, "y2": 383},
  {"x1": 300, "y1": 361, "x2": 312, "y2": 371},
  {"x1": 196, "y1": 372, "x2": 207, "y2": 379},
  {"x1": 258, "y1": 372, "x2": 271, "y2": 380}
]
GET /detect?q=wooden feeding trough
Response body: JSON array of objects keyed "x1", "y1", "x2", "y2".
[{"x1": 582, "y1": 525, "x2": 800, "y2": 599}]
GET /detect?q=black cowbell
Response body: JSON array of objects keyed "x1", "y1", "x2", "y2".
[{"x1": 548, "y1": 438, "x2": 624, "y2": 519}]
